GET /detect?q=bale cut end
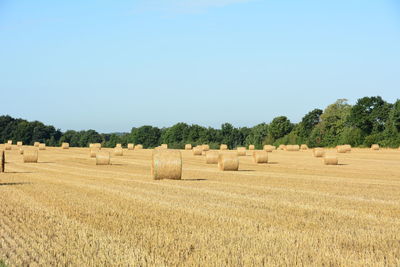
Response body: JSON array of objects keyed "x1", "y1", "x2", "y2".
[
  {"x1": 152, "y1": 149, "x2": 182, "y2": 180},
  {"x1": 218, "y1": 153, "x2": 239, "y2": 171}
]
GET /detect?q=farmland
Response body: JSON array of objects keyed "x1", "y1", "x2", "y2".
[{"x1": 0, "y1": 146, "x2": 400, "y2": 266}]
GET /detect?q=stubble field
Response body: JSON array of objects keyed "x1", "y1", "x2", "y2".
[{"x1": 0, "y1": 145, "x2": 400, "y2": 266}]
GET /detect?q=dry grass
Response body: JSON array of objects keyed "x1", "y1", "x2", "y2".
[{"x1": 0, "y1": 145, "x2": 400, "y2": 266}]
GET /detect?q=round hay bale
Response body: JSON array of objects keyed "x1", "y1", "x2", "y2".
[
  {"x1": 34, "y1": 142, "x2": 40, "y2": 147},
  {"x1": 253, "y1": 151, "x2": 268, "y2": 164},
  {"x1": 263, "y1": 145, "x2": 274, "y2": 152},
  {"x1": 116, "y1": 143, "x2": 122, "y2": 148},
  {"x1": 127, "y1": 143, "x2": 134, "y2": 150},
  {"x1": 90, "y1": 147, "x2": 100, "y2": 158},
  {"x1": 135, "y1": 144, "x2": 143, "y2": 150},
  {"x1": 248, "y1": 145, "x2": 255, "y2": 150},
  {"x1": 23, "y1": 150, "x2": 38, "y2": 163},
  {"x1": 313, "y1": 148, "x2": 325, "y2": 157},
  {"x1": 220, "y1": 144, "x2": 228, "y2": 150},
  {"x1": 17, "y1": 141, "x2": 23, "y2": 147},
  {"x1": 324, "y1": 156, "x2": 338, "y2": 165},
  {"x1": 336, "y1": 146, "x2": 348, "y2": 153},
  {"x1": 113, "y1": 147, "x2": 123, "y2": 156},
  {"x1": 7, "y1": 140, "x2": 12, "y2": 145},
  {"x1": 161, "y1": 144, "x2": 168, "y2": 149},
  {"x1": 152, "y1": 149, "x2": 182, "y2": 180},
  {"x1": 237, "y1": 147, "x2": 247, "y2": 156},
  {"x1": 343, "y1": 144, "x2": 352, "y2": 152},
  {"x1": 96, "y1": 152, "x2": 110, "y2": 165},
  {"x1": 218, "y1": 153, "x2": 239, "y2": 171},
  {"x1": 38, "y1": 143, "x2": 46, "y2": 150},
  {"x1": 202, "y1": 144, "x2": 210, "y2": 151},
  {"x1": 278, "y1": 144, "x2": 286, "y2": 150},
  {"x1": 19, "y1": 148, "x2": 24, "y2": 155},
  {"x1": 4, "y1": 144, "x2": 11, "y2": 150},
  {"x1": 300, "y1": 144, "x2": 308, "y2": 150},
  {"x1": 61, "y1": 142, "x2": 69, "y2": 149},
  {"x1": 286, "y1": 145, "x2": 300, "y2": 151},
  {"x1": 193, "y1": 146, "x2": 203, "y2": 156},
  {"x1": 0, "y1": 150, "x2": 4, "y2": 172},
  {"x1": 371, "y1": 144, "x2": 380, "y2": 150},
  {"x1": 185, "y1": 144, "x2": 192, "y2": 150},
  {"x1": 205, "y1": 151, "x2": 219, "y2": 164}
]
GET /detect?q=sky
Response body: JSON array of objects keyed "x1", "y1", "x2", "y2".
[{"x1": 0, "y1": 0, "x2": 399, "y2": 133}]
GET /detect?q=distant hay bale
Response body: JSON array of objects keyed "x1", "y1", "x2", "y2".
[
  {"x1": 220, "y1": 144, "x2": 228, "y2": 150},
  {"x1": 113, "y1": 147, "x2": 123, "y2": 156},
  {"x1": 263, "y1": 145, "x2": 274, "y2": 152},
  {"x1": 313, "y1": 148, "x2": 325, "y2": 157},
  {"x1": 202, "y1": 144, "x2": 210, "y2": 151},
  {"x1": 61, "y1": 142, "x2": 69, "y2": 149},
  {"x1": 0, "y1": 150, "x2": 4, "y2": 172},
  {"x1": 324, "y1": 156, "x2": 338, "y2": 165},
  {"x1": 23, "y1": 150, "x2": 38, "y2": 163},
  {"x1": 300, "y1": 144, "x2": 308, "y2": 150},
  {"x1": 218, "y1": 153, "x2": 239, "y2": 171},
  {"x1": 34, "y1": 142, "x2": 40, "y2": 147},
  {"x1": 205, "y1": 151, "x2": 219, "y2": 164},
  {"x1": 4, "y1": 143, "x2": 11, "y2": 150},
  {"x1": 19, "y1": 148, "x2": 24, "y2": 155},
  {"x1": 193, "y1": 146, "x2": 203, "y2": 156},
  {"x1": 253, "y1": 151, "x2": 268, "y2": 164},
  {"x1": 248, "y1": 145, "x2": 255, "y2": 150},
  {"x1": 17, "y1": 141, "x2": 23, "y2": 147},
  {"x1": 116, "y1": 143, "x2": 122, "y2": 148},
  {"x1": 286, "y1": 145, "x2": 300, "y2": 151},
  {"x1": 128, "y1": 143, "x2": 134, "y2": 150},
  {"x1": 371, "y1": 144, "x2": 380, "y2": 150},
  {"x1": 96, "y1": 152, "x2": 110, "y2": 165},
  {"x1": 343, "y1": 144, "x2": 352, "y2": 152},
  {"x1": 135, "y1": 144, "x2": 143, "y2": 150},
  {"x1": 336, "y1": 145, "x2": 348, "y2": 153},
  {"x1": 90, "y1": 147, "x2": 100, "y2": 158},
  {"x1": 237, "y1": 147, "x2": 247, "y2": 156},
  {"x1": 152, "y1": 149, "x2": 182, "y2": 180},
  {"x1": 39, "y1": 143, "x2": 46, "y2": 150},
  {"x1": 90, "y1": 143, "x2": 101, "y2": 149},
  {"x1": 278, "y1": 144, "x2": 286, "y2": 150},
  {"x1": 7, "y1": 140, "x2": 12, "y2": 145},
  {"x1": 161, "y1": 144, "x2": 168, "y2": 149},
  {"x1": 185, "y1": 144, "x2": 192, "y2": 150}
]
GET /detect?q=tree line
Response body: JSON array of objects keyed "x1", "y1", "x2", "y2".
[{"x1": 1, "y1": 96, "x2": 399, "y2": 149}]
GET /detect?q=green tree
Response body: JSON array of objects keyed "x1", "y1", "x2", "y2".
[
  {"x1": 298, "y1": 109, "x2": 323, "y2": 139},
  {"x1": 268, "y1": 116, "x2": 293, "y2": 142},
  {"x1": 130, "y1": 126, "x2": 161, "y2": 148}
]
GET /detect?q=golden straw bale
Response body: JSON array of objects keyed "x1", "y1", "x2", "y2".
[
  {"x1": 324, "y1": 156, "x2": 338, "y2": 165},
  {"x1": 19, "y1": 148, "x2": 24, "y2": 155},
  {"x1": 90, "y1": 147, "x2": 100, "y2": 158},
  {"x1": 343, "y1": 144, "x2": 352, "y2": 152},
  {"x1": 202, "y1": 144, "x2": 210, "y2": 151},
  {"x1": 17, "y1": 141, "x2": 23, "y2": 147},
  {"x1": 371, "y1": 144, "x2": 380, "y2": 150},
  {"x1": 96, "y1": 152, "x2": 110, "y2": 165},
  {"x1": 113, "y1": 147, "x2": 123, "y2": 156},
  {"x1": 61, "y1": 142, "x2": 69, "y2": 149},
  {"x1": 152, "y1": 149, "x2": 182, "y2": 180},
  {"x1": 135, "y1": 144, "x2": 143, "y2": 150},
  {"x1": 218, "y1": 153, "x2": 239, "y2": 171},
  {"x1": 4, "y1": 143, "x2": 11, "y2": 150},
  {"x1": 34, "y1": 142, "x2": 40, "y2": 147},
  {"x1": 39, "y1": 143, "x2": 46, "y2": 150},
  {"x1": 7, "y1": 140, "x2": 12, "y2": 145},
  {"x1": 161, "y1": 144, "x2": 168, "y2": 149},
  {"x1": 300, "y1": 144, "x2": 308, "y2": 150},
  {"x1": 0, "y1": 150, "x2": 4, "y2": 172},
  {"x1": 286, "y1": 145, "x2": 300, "y2": 151},
  {"x1": 263, "y1": 145, "x2": 274, "y2": 152},
  {"x1": 193, "y1": 146, "x2": 203, "y2": 156},
  {"x1": 185, "y1": 144, "x2": 192, "y2": 150},
  {"x1": 313, "y1": 148, "x2": 325, "y2": 157},
  {"x1": 116, "y1": 143, "x2": 122, "y2": 148},
  {"x1": 237, "y1": 147, "x2": 247, "y2": 156},
  {"x1": 23, "y1": 150, "x2": 38, "y2": 163},
  {"x1": 253, "y1": 151, "x2": 268, "y2": 164},
  {"x1": 336, "y1": 146, "x2": 348, "y2": 153},
  {"x1": 278, "y1": 144, "x2": 286, "y2": 150},
  {"x1": 220, "y1": 144, "x2": 228, "y2": 150},
  {"x1": 127, "y1": 143, "x2": 134, "y2": 150},
  {"x1": 248, "y1": 145, "x2": 255, "y2": 150},
  {"x1": 205, "y1": 151, "x2": 219, "y2": 164}
]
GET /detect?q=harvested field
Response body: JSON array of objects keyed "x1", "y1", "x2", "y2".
[{"x1": 0, "y1": 146, "x2": 400, "y2": 266}]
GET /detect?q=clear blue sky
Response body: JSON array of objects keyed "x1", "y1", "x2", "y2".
[{"x1": 1, "y1": 0, "x2": 399, "y2": 133}]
